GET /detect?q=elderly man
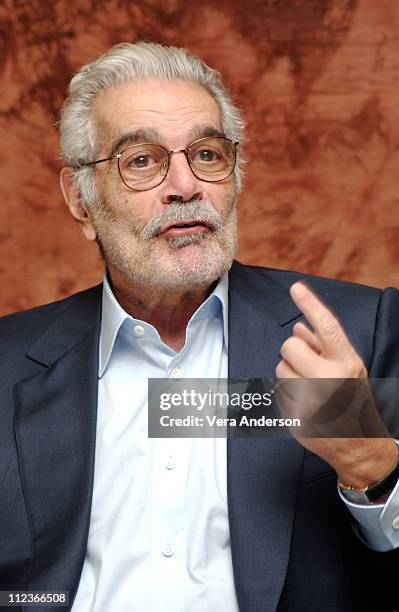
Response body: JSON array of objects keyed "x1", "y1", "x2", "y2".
[{"x1": 1, "y1": 42, "x2": 399, "y2": 612}]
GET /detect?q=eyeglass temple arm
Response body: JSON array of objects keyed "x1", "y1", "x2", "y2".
[{"x1": 78, "y1": 156, "x2": 111, "y2": 167}]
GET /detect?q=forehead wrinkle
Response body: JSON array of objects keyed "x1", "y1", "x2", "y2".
[{"x1": 117, "y1": 96, "x2": 220, "y2": 120}]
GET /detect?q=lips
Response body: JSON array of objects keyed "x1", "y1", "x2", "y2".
[{"x1": 158, "y1": 220, "x2": 211, "y2": 237}]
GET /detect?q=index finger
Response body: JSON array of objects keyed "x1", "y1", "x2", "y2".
[{"x1": 289, "y1": 281, "x2": 350, "y2": 358}]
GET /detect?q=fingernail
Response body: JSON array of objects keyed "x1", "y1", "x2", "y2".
[{"x1": 291, "y1": 282, "x2": 307, "y2": 297}]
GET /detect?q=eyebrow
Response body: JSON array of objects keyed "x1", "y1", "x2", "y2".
[
  {"x1": 188, "y1": 125, "x2": 225, "y2": 141},
  {"x1": 108, "y1": 128, "x2": 162, "y2": 158},
  {"x1": 107, "y1": 124, "x2": 226, "y2": 158}
]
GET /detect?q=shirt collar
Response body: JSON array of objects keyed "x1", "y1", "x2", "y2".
[{"x1": 99, "y1": 271, "x2": 229, "y2": 378}]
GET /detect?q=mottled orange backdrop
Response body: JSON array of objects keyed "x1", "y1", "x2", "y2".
[{"x1": 1, "y1": 0, "x2": 399, "y2": 315}]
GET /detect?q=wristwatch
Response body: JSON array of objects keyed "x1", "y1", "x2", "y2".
[{"x1": 339, "y1": 442, "x2": 399, "y2": 505}]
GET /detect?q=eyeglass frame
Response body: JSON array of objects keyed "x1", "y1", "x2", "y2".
[{"x1": 76, "y1": 136, "x2": 239, "y2": 192}]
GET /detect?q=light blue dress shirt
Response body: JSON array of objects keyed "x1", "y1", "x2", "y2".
[
  {"x1": 73, "y1": 272, "x2": 239, "y2": 612},
  {"x1": 72, "y1": 272, "x2": 399, "y2": 611}
]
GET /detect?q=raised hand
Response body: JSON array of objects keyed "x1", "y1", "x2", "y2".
[{"x1": 276, "y1": 281, "x2": 397, "y2": 490}]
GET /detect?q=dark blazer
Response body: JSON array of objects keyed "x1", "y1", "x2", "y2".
[{"x1": 1, "y1": 261, "x2": 399, "y2": 612}]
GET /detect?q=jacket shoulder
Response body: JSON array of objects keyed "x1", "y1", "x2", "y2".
[
  {"x1": 0, "y1": 284, "x2": 102, "y2": 349},
  {"x1": 231, "y1": 261, "x2": 383, "y2": 298},
  {"x1": 230, "y1": 262, "x2": 388, "y2": 320}
]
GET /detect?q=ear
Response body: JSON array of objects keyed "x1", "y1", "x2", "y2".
[{"x1": 60, "y1": 167, "x2": 97, "y2": 241}]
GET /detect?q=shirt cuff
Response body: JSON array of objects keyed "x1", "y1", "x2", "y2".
[{"x1": 338, "y1": 476, "x2": 399, "y2": 551}]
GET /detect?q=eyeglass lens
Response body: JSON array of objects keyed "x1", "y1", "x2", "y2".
[{"x1": 117, "y1": 137, "x2": 236, "y2": 191}]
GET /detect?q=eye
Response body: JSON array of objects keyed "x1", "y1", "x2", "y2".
[
  {"x1": 196, "y1": 148, "x2": 220, "y2": 163},
  {"x1": 130, "y1": 155, "x2": 151, "y2": 168},
  {"x1": 121, "y1": 145, "x2": 165, "y2": 174}
]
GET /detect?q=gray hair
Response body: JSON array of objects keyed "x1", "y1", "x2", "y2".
[{"x1": 59, "y1": 41, "x2": 245, "y2": 204}]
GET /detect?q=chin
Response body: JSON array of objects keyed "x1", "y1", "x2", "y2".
[
  {"x1": 155, "y1": 248, "x2": 233, "y2": 290},
  {"x1": 151, "y1": 264, "x2": 223, "y2": 291}
]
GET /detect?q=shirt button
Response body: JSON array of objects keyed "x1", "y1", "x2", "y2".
[
  {"x1": 162, "y1": 542, "x2": 175, "y2": 557},
  {"x1": 171, "y1": 367, "x2": 182, "y2": 379},
  {"x1": 392, "y1": 516, "x2": 399, "y2": 530},
  {"x1": 133, "y1": 325, "x2": 145, "y2": 337},
  {"x1": 165, "y1": 456, "x2": 176, "y2": 470}
]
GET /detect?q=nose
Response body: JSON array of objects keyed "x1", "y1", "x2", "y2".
[{"x1": 159, "y1": 150, "x2": 203, "y2": 204}]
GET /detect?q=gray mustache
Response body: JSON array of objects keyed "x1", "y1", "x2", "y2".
[{"x1": 141, "y1": 201, "x2": 222, "y2": 239}]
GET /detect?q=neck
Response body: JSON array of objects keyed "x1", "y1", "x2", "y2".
[{"x1": 107, "y1": 266, "x2": 217, "y2": 352}]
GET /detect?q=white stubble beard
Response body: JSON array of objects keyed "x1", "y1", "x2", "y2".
[{"x1": 91, "y1": 190, "x2": 238, "y2": 291}]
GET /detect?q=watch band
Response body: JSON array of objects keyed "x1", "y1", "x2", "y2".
[{"x1": 339, "y1": 442, "x2": 399, "y2": 504}]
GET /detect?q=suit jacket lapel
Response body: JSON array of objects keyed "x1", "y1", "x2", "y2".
[
  {"x1": 227, "y1": 262, "x2": 305, "y2": 612},
  {"x1": 14, "y1": 286, "x2": 102, "y2": 604}
]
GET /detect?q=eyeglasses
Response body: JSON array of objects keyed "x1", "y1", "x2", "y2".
[{"x1": 78, "y1": 136, "x2": 239, "y2": 192}]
